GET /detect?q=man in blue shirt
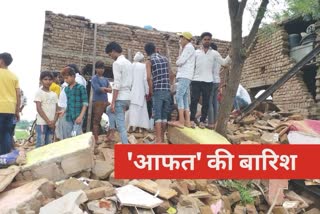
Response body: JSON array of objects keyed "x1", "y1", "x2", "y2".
[{"x1": 91, "y1": 60, "x2": 112, "y2": 143}]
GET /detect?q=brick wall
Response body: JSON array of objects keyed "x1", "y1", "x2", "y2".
[
  {"x1": 241, "y1": 26, "x2": 316, "y2": 116},
  {"x1": 41, "y1": 11, "x2": 230, "y2": 75},
  {"x1": 42, "y1": 11, "x2": 318, "y2": 116}
]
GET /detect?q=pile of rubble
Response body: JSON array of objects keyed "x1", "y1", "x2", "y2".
[
  {"x1": 1, "y1": 132, "x2": 319, "y2": 214},
  {"x1": 226, "y1": 111, "x2": 305, "y2": 145}
]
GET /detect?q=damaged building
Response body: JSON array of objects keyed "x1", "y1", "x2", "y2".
[
  {"x1": 241, "y1": 17, "x2": 320, "y2": 118},
  {"x1": 40, "y1": 11, "x2": 230, "y2": 80},
  {"x1": 40, "y1": 11, "x2": 320, "y2": 118}
]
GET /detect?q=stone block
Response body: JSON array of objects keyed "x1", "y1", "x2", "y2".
[
  {"x1": 195, "y1": 179, "x2": 208, "y2": 191},
  {"x1": 18, "y1": 133, "x2": 94, "y2": 182},
  {"x1": 92, "y1": 160, "x2": 114, "y2": 179},
  {"x1": 206, "y1": 184, "x2": 221, "y2": 197},
  {"x1": 0, "y1": 178, "x2": 49, "y2": 214},
  {"x1": 170, "y1": 181, "x2": 189, "y2": 196},
  {"x1": 33, "y1": 162, "x2": 66, "y2": 181},
  {"x1": 168, "y1": 127, "x2": 230, "y2": 144},
  {"x1": 233, "y1": 205, "x2": 246, "y2": 214},
  {"x1": 84, "y1": 186, "x2": 115, "y2": 200},
  {"x1": 88, "y1": 180, "x2": 113, "y2": 189},
  {"x1": 55, "y1": 178, "x2": 89, "y2": 196},
  {"x1": 263, "y1": 179, "x2": 288, "y2": 205},
  {"x1": 182, "y1": 179, "x2": 197, "y2": 191},
  {"x1": 108, "y1": 171, "x2": 129, "y2": 187},
  {"x1": 227, "y1": 191, "x2": 241, "y2": 205}
]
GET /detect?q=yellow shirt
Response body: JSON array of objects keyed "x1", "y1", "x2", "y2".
[
  {"x1": 50, "y1": 82, "x2": 61, "y2": 97},
  {"x1": 0, "y1": 68, "x2": 20, "y2": 114}
]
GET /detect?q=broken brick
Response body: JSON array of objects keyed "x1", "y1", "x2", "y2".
[
  {"x1": 84, "y1": 186, "x2": 115, "y2": 200},
  {"x1": 227, "y1": 191, "x2": 241, "y2": 205},
  {"x1": 55, "y1": 178, "x2": 89, "y2": 196},
  {"x1": 92, "y1": 160, "x2": 114, "y2": 179},
  {"x1": 206, "y1": 184, "x2": 221, "y2": 197},
  {"x1": 108, "y1": 172, "x2": 129, "y2": 187}
]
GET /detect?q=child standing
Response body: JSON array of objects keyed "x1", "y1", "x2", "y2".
[
  {"x1": 34, "y1": 71, "x2": 58, "y2": 147},
  {"x1": 91, "y1": 60, "x2": 111, "y2": 143},
  {"x1": 61, "y1": 67, "x2": 88, "y2": 138}
]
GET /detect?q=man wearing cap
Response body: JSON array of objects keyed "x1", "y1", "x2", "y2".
[
  {"x1": 169, "y1": 32, "x2": 195, "y2": 128},
  {"x1": 190, "y1": 32, "x2": 230, "y2": 129},
  {"x1": 0, "y1": 52, "x2": 20, "y2": 155}
]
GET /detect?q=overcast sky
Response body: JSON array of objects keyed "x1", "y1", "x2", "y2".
[{"x1": 0, "y1": 0, "x2": 280, "y2": 121}]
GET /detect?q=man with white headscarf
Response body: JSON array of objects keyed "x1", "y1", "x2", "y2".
[{"x1": 125, "y1": 52, "x2": 150, "y2": 131}]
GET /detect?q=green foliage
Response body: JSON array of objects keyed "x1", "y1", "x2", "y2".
[
  {"x1": 279, "y1": 0, "x2": 320, "y2": 20},
  {"x1": 258, "y1": 23, "x2": 280, "y2": 41},
  {"x1": 15, "y1": 130, "x2": 29, "y2": 140},
  {"x1": 16, "y1": 120, "x2": 32, "y2": 130},
  {"x1": 221, "y1": 180, "x2": 255, "y2": 205}
]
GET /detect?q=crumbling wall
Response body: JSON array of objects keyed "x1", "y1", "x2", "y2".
[
  {"x1": 41, "y1": 11, "x2": 230, "y2": 75},
  {"x1": 241, "y1": 27, "x2": 316, "y2": 116}
]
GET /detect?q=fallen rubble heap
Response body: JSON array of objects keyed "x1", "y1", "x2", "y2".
[{"x1": 1, "y1": 129, "x2": 319, "y2": 214}]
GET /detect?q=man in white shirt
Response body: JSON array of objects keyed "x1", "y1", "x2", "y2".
[
  {"x1": 207, "y1": 43, "x2": 231, "y2": 129},
  {"x1": 168, "y1": 32, "x2": 195, "y2": 128},
  {"x1": 105, "y1": 42, "x2": 132, "y2": 144},
  {"x1": 190, "y1": 32, "x2": 230, "y2": 128}
]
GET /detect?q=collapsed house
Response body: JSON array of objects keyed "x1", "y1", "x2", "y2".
[
  {"x1": 40, "y1": 11, "x2": 230, "y2": 79},
  {"x1": 241, "y1": 17, "x2": 320, "y2": 118},
  {"x1": 40, "y1": 11, "x2": 320, "y2": 119}
]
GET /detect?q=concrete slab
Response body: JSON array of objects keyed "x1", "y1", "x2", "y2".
[
  {"x1": 18, "y1": 133, "x2": 94, "y2": 181},
  {"x1": 39, "y1": 190, "x2": 88, "y2": 214},
  {"x1": 0, "y1": 178, "x2": 49, "y2": 213},
  {"x1": 116, "y1": 184, "x2": 163, "y2": 209},
  {"x1": 168, "y1": 127, "x2": 230, "y2": 144},
  {"x1": 0, "y1": 165, "x2": 20, "y2": 192}
]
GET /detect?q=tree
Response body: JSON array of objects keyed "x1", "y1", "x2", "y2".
[
  {"x1": 216, "y1": 0, "x2": 320, "y2": 137},
  {"x1": 280, "y1": 0, "x2": 320, "y2": 20},
  {"x1": 216, "y1": 0, "x2": 270, "y2": 136},
  {"x1": 16, "y1": 120, "x2": 31, "y2": 130}
]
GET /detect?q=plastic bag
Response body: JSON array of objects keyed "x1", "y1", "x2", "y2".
[
  {"x1": 71, "y1": 124, "x2": 82, "y2": 137},
  {"x1": 0, "y1": 150, "x2": 19, "y2": 167}
]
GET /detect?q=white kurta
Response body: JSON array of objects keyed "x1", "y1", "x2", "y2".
[{"x1": 125, "y1": 62, "x2": 150, "y2": 130}]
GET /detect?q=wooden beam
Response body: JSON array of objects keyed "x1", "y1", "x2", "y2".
[
  {"x1": 237, "y1": 44, "x2": 320, "y2": 122},
  {"x1": 86, "y1": 23, "x2": 98, "y2": 132}
]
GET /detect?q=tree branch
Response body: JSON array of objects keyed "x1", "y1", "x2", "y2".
[
  {"x1": 244, "y1": 0, "x2": 270, "y2": 49},
  {"x1": 237, "y1": 0, "x2": 248, "y2": 19},
  {"x1": 229, "y1": 0, "x2": 239, "y2": 20}
]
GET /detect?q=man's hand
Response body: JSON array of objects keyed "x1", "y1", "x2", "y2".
[
  {"x1": 104, "y1": 88, "x2": 112, "y2": 93},
  {"x1": 148, "y1": 88, "x2": 153, "y2": 98},
  {"x1": 47, "y1": 120, "x2": 54, "y2": 127},
  {"x1": 48, "y1": 121, "x2": 55, "y2": 129},
  {"x1": 15, "y1": 112, "x2": 20, "y2": 122},
  {"x1": 111, "y1": 102, "x2": 115, "y2": 113},
  {"x1": 100, "y1": 87, "x2": 107, "y2": 93},
  {"x1": 145, "y1": 93, "x2": 152, "y2": 101},
  {"x1": 58, "y1": 110, "x2": 65, "y2": 118},
  {"x1": 75, "y1": 116, "x2": 83, "y2": 124}
]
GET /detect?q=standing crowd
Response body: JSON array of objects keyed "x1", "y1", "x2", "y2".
[{"x1": 0, "y1": 31, "x2": 254, "y2": 154}]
